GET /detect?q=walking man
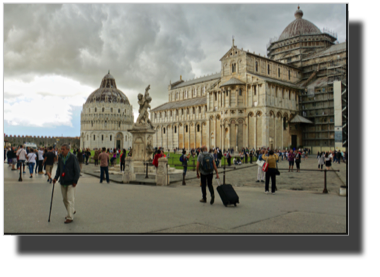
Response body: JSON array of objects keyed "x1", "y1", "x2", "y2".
[
  {"x1": 98, "y1": 147, "x2": 110, "y2": 183},
  {"x1": 180, "y1": 150, "x2": 190, "y2": 185},
  {"x1": 53, "y1": 144, "x2": 81, "y2": 224},
  {"x1": 16, "y1": 145, "x2": 27, "y2": 173},
  {"x1": 37, "y1": 147, "x2": 44, "y2": 174},
  {"x1": 196, "y1": 145, "x2": 219, "y2": 204},
  {"x1": 288, "y1": 149, "x2": 295, "y2": 172},
  {"x1": 42, "y1": 146, "x2": 57, "y2": 183}
]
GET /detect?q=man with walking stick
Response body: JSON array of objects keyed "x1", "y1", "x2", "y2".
[{"x1": 52, "y1": 144, "x2": 81, "y2": 224}]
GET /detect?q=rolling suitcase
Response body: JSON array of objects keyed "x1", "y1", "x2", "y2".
[{"x1": 216, "y1": 178, "x2": 239, "y2": 207}]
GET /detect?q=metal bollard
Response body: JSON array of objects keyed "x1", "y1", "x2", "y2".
[{"x1": 323, "y1": 169, "x2": 328, "y2": 193}]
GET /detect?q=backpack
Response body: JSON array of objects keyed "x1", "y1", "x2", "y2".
[
  {"x1": 201, "y1": 153, "x2": 214, "y2": 174},
  {"x1": 179, "y1": 155, "x2": 184, "y2": 162}
]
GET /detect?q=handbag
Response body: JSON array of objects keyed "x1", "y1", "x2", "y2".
[
  {"x1": 275, "y1": 161, "x2": 280, "y2": 175},
  {"x1": 262, "y1": 161, "x2": 269, "y2": 172}
]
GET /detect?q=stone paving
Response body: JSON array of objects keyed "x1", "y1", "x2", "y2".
[
  {"x1": 171, "y1": 155, "x2": 347, "y2": 195},
  {"x1": 4, "y1": 158, "x2": 347, "y2": 234}
]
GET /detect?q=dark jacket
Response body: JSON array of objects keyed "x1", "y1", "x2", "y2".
[
  {"x1": 54, "y1": 153, "x2": 81, "y2": 186},
  {"x1": 77, "y1": 151, "x2": 84, "y2": 163}
]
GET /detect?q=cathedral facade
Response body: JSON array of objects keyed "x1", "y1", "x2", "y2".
[
  {"x1": 150, "y1": 6, "x2": 346, "y2": 152},
  {"x1": 80, "y1": 72, "x2": 134, "y2": 150}
]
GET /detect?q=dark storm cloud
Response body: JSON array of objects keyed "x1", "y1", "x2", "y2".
[{"x1": 4, "y1": 3, "x2": 346, "y2": 108}]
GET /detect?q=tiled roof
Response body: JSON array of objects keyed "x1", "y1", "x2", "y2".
[
  {"x1": 290, "y1": 114, "x2": 313, "y2": 124},
  {"x1": 151, "y1": 96, "x2": 207, "y2": 112},
  {"x1": 171, "y1": 73, "x2": 221, "y2": 89},
  {"x1": 220, "y1": 77, "x2": 246, "y2": 87},
  {"x1": 247, "y1": 71, "x2": 302, "y2": 89}
]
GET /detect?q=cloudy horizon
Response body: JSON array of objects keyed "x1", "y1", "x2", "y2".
[{"x1": 4, "y1": 3, "x2": 347, "y2": 137}]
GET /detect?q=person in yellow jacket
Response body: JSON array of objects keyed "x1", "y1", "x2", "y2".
[{"x1": 262, "y1": 150, "x2": 279, "y2": 194}]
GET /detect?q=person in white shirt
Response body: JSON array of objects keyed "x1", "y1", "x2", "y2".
[
  {"x1": 16, "y1": 145, "x2": 28, "y2": 173},
  {"x1": 27, "y1": 149, "x2": 37, "y2": 178},
  {"x1": 324, "y1": 151, "x2": 333, "y2": 170},
  {"x1": 38, "y1": 148, "x2": 45, "y2": 174}
]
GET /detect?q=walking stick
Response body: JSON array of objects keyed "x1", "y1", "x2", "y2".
[{"x1": 48, "y1": 180, "x2": 56, "y2": 222}]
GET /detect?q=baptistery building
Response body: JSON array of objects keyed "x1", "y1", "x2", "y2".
[
  {"x1": 150, "y1": 6, "x2": 347, "y2": 152},
  {"x1": 80, "y1": 71, "x2": 134, "y2": 150}
]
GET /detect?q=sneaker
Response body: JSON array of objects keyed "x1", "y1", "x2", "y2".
[
  {"x1": 265, "y1": 191, "x2": 269, "y2": 194},
  {"x1": 256, "y1": 180, "x2": 260, "y2": 183},
  {"x1": 199, "y1": 199, "x2": 207, "y2": 203},
  {"x1": 50, "y1": 179, "x2": 52, "y2": 184},
  {"x1": 210, "y1": 195, "x2": 215, "y2": 205},
  {"x1": 30, "y1": 176, "x2": 33, "y2": 178},
  {"x1": 23, "y1": 171, "x2": 26, "y2": 173},
  {"x1": 47, "y1": 178, "x2": 50, "y2": 182},
  {"x1": 272, "y1": 192, "x2": 276, "y2": 195},
  {"x1": 261, "y1": 180, "x2": 264, "y2": 183}
]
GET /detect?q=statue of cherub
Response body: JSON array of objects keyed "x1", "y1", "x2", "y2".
[{"x1": 136, "y1": 85, "x2": 154, "y2": 128}]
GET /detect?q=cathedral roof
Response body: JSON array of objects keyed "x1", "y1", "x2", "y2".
[
  {"x1": 85, "y1": 71, "x2": 130, "y2": 105},
  {"x1": 278, "y1": 6, "x2": 321, "y2": 41},
  {"x1": 151, "y1": 96, "x2": 207, "y2": 112},
  {"x1": 220, "y1": 77, "x2": 245, "y2": 87},
  {"x1": 171, "y1": 73, "x2": 221, "y2": 90}
]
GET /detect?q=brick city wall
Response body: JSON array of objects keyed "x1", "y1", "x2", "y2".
[{"x1": 4, "y1": 135, "x2": 80, "y2": 149}]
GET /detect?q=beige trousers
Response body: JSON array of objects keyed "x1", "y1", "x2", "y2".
[
  {"x1": 257, "y1": 166, "x2": 265, "y2": 181},
  {"x1": 79, "y1": 163, "x2": 83, "y2": 172},
  {"x1": 61, "y1": 185, "x2": 76, "y2": 220}
]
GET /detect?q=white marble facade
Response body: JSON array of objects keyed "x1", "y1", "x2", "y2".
[{"x1": 80, "y1": 72, "x2": 134, "y2": 150}]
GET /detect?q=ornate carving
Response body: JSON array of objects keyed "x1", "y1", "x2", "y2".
[{"x1": 136, "y1": 85, "x2": 154, "y2": 129}]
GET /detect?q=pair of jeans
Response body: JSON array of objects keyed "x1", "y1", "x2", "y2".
[
  {"x1": 100, "y1": 166, "x2": 109, "y2": 183},
  {"x1": 110, "y1": 157, "x2": 116, "y2": 165},
  {"x1": 28, "y1": 162, "x2": 35, "y2": 174},
  {"x1": 265, "y1": 168, "x2": 276, "y2": 193},
  {"x1": 120, "y1": 162, "x2": 125, "y2": 171},
  {"x1": 38, "y1": 161, "x2": 43, "y2": 172},
  {"x1": 200, "y1": 173, "x2": 214, "y2": 200},
  {"x1": 183, "y1": 166, "x2": 187, "y2": 175}
]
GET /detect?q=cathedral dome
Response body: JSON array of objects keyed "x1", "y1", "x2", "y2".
[
  {"x1": 278, "y1": 6, "x2": 321, "y2": 41},
  {"x1": 85, "y1": 71, "x2": 130, "y2": 105}
]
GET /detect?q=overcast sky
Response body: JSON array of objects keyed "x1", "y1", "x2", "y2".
[{"x1": 3, "y1": 3, "x2": 346, "y2": 137}]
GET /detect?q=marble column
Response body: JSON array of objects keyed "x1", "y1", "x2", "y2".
[
  {"x1": 214, "y1": 118, "x2": 217, "y2": 148},
  {"x1": 281, "y1": 117, "x2": 284, "y2": 149},
  {"x1": 222, "y1": 91, "x2": 225, "y2": 107},
  {"x1": 201, "y1": 123, "x2": 203, "y2": 146},
  {"x1": 182, "y1": 125, "x2": 185, "y2": 150},
  {"x1": 235, "y1": 124, "x2": 238, "y2": 151},
  {"x1": 228, "y1": 89, "x2": 231, "y2": 107},
  {"x1": 194, "y1": 123, "x2": 196, "y2": 149},
  {"x1": 244, "y1": 119, "x2": 248, "y2": 148},
  {"x1": 254, "y1": 116, "x2": 257, "y2": 149}
]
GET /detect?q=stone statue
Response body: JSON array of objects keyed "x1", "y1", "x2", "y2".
[{"x1": 136, "y1": 84, "x2": 154, "y2": 128}]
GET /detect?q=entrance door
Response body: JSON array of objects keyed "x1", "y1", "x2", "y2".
[
  {"x1": 116, "y1": 140, "x2": 121, "y2": 149},
  {"x1": 291, "y1": 135, "x2": 297, "y2": 148}
]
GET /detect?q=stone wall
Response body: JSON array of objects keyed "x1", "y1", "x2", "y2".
[{"x1": 4, "y1": 135, "x2": 80, "y2": 148}]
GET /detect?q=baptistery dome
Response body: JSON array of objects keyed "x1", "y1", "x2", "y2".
[
  {"x1": 278, "y1": 6, "x2": 321, "y2": 41},
  {"x1": 80, "y1": 71, "x2": 134, "y2": 151},
  {"x1": 85, "y1": 71, "x2": 130, "y2": 105}
]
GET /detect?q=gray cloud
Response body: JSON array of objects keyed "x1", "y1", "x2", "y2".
[{"x1": 4, "y1": 3, "x2": 346, "y2": 109}]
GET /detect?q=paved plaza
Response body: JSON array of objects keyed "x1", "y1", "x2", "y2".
[{"x1": 4, "y1": 156, "x2": 347, "y2": 233}]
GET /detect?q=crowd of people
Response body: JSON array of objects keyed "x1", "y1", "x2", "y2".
[{"x1": 4, "y1": 143, "x2": 348, "y2": 222}]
